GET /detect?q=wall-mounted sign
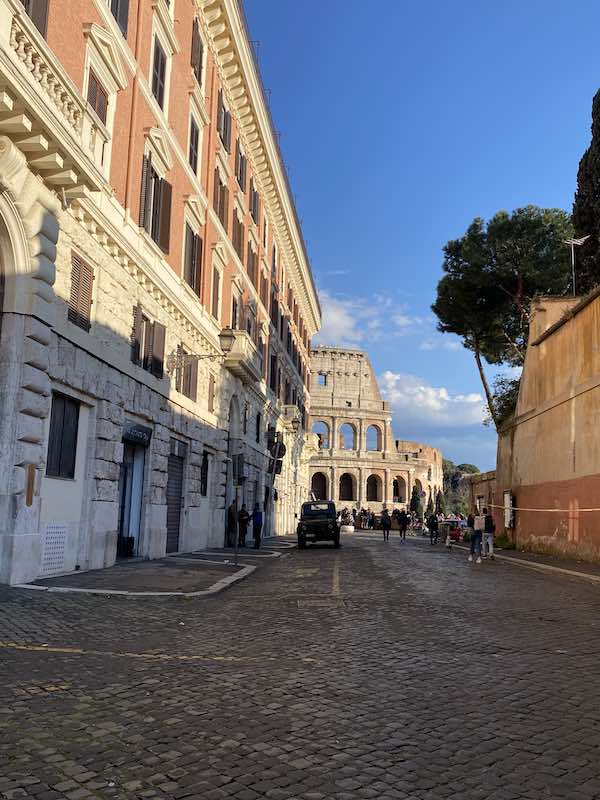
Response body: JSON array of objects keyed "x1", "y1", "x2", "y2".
[{"x1": 123, "y1": 423, "x2": 153, "y2": 447}]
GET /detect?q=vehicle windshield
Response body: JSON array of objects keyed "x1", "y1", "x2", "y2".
[{"x1": 301, "y1": 503, "x2": 334, "y2": 518}]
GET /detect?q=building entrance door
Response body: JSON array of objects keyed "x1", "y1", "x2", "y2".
[
  {"x1": 117, "y1": 442, "x2": 145, "y2": 558},
  {"x1": 166, "y1": 453, "x2": 184, "y2": 553}
]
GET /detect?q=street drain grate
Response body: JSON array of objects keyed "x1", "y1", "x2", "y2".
[{"x1": 297, "y1": 597, "x2": 346, "y2": 609}]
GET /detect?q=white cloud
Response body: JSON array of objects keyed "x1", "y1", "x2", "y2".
[
  {"x1": 314, "y1": 290, "x2": 429, "y2": 347},
  {"x1": 419, "y1": 337, "x2": 462, "y2": 352},
  {"x1": 379, "y1": 370, "x2": 487, "y2": 428}
]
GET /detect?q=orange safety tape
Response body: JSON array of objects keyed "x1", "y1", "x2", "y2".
[{"x1": 488, "y1": 503, "x2": 600, "y2": 513}]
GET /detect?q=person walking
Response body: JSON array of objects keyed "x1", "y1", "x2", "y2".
[
  {"x1": 470, "y1": 510, "x2": 484, "y2": 563},
  {"x1": 238, "y1": 504, "x2": 250, "y2": 548},
  {"x1": 381, "y1": 507, "x2": 392, "y2": 542},
  {"x1": 482, "y1": 508, "x2": 496, "y2": 560},
  {"x1": 428, "y1": 512, "x2": 439, "y2": 545},
  {"x1": 227, "y1": 501, "x2": 237, "y2": 548},
  {"x1": 398, "y1": 509, "x2": 409, "y2": 542},
  {"x1": 252, "y1": 503, "x2": 263, "y2": 550}
]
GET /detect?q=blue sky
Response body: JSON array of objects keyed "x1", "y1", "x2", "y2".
[{"x1": 244, "y1": 0, "x2": 599, "y2": 470}]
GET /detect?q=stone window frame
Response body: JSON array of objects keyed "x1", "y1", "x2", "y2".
[{"x1": 149, "y1": 1, "x2": 179, "y2": 121}]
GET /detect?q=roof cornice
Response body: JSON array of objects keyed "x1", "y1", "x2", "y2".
[{"x1": 198, "y1": 0, "x2": 321, "y2": 335}]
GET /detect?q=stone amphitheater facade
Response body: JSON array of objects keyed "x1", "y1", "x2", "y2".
[{"x1": 309, "y1": 347, "x2": 443, "y2": 512}]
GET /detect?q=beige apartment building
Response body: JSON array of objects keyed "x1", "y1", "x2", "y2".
[
  {"x1": 0, "y1": 0, "x2": 320, "y2": 584},
  {"x1": 308, "y1": 347, "x2": 442, "y2": 511}
]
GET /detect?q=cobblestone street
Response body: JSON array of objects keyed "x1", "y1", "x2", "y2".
[{"x1": 2, "y1": 535, "x2": 600, "y2": 800}]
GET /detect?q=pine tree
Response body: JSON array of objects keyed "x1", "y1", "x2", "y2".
[
  {"x1": 573, "y1": 90, "x2": 600, "y2": 294},
  {"x1": 435, "y1": 490, "x2": 446, "y2": 515},
  {"x1": 410, "y1": 486, "x2": 423, "y2": 521},
  {"x1": 426, "y1": 492, "x2": 434, "y2": 518}
]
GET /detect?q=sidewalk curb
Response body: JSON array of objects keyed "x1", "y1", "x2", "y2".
[
  {"x1": 453, "y1": 544, "x2": 600, "y2": 585},
  {"x1": 13, "y1": 564, "x2": 256, "y2": 598}
]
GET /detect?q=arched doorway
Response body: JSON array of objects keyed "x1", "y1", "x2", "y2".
[
  {"x1": 311, "y1": 472, "x2": 328, "y2": 501},
  {"x1": 311, "y1": 420, "x2": 330, "y2": 449},
  {"x1": 366, "y1": 425, "x2": 382, "y2": 451},
  {"x1": 366, "y1": 474, "x2": 382, "y2": 502},
  {"x1": 339, "y1": 472, "x2": 355, "y2": 501},
  {"x1": 393, "y1": 476, "x2": 407, "y2": 503}
]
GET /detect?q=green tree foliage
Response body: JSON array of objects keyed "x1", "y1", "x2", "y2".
[
  {"x1": 426, "y1": 492, "x2": 434, "y2": 518},
  {"x1": 573, "y1": 90, "x2": 600, "y2": 293},
  {"x1": 484, "y1": 375, "x2": 522, "y2": 428},
  {"x1": 435, "y1": 489, "x2": 446, "y2": 515},
  {"x1": 443, "y1": 459, "x2": 480, "y2": 515},
  {"x1": 410, "y1": 485, "x2": 423, "y2": 521},
  {"x1": 432, "y1": 207, "x2": 573, "y2": 428}
]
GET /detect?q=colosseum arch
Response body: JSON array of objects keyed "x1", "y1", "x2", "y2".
[
  {"x1": 311, "y1": 420, "x2": 330, "y2": 450},
  {"x1": 339, "y1": 472, "x2": 356, "y2": 501},
  {"x1": 339, "y1": 422, "x2": 357, "y2": 450},
  {"x1": 366, "y1": 424, "x2": 382, "y2": 452},
  {"x1": 366, "y1": 474, "x2": 382, "y2": 502},
  {"x1": 393, "y1": 476, "x2": 407, "y2": 503},
  {"x1": 311, "y1": 472, "x2": 328, "y2": 501}
]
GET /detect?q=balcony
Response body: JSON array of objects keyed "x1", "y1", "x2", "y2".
[{"x1": 219, "y1": 328, "x2": 262, "y2": 386}]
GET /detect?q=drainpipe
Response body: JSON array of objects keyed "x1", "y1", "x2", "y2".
[{"x1": 124, "y1": 0, "x2": 145, "y2": 216}]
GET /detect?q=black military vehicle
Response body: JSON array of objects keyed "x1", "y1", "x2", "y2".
[{"x1": 297, "y1": 502, "x2": 340, "y2": 549}]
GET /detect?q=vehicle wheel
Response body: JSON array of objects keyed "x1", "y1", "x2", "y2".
[
  {"x1": 333, "y1": 534, "x2": 341, "y2": 548},
  {"x1": 298, "y1": 537, "x2": 306, "y2": 549}
]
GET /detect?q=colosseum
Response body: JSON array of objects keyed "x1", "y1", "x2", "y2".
[{"x1": 309, "y1": 347, "x2": 443, "y2": 511}]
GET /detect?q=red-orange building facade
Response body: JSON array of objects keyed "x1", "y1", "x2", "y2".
[{"x1": 0, "y1": 0, "x2": 320, "y2": 583}]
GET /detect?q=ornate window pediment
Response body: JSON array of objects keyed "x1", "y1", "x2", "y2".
[
  {"x1": 144, "y1": 126, "x2": 173, "y2": 174},
  {"x1": 83, "y1": 23, "x2": 128, "y2": 91}
]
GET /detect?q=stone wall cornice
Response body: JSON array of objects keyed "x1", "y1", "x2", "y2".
[{"x1": 198, "y1": 0, "x2": 321, "y2": 335}]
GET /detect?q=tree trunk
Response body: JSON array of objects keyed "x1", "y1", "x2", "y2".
[{"x1": 474, "y1": 347, "x2": 499, "y2": 430}]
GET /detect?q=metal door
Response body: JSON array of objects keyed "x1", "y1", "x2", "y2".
[{"x1": 166, "y1": 441, "x2": 186, "y2": 553}]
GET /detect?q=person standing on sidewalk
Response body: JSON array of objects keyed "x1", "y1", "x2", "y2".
[
  {"x1": 398, "y1": 509, "x2": 409, "y2": 542},
  {"x1": 482, "y1": 508, "x2": 496, "y2": 560},
  {"x1": 252, "y1": 503, "x2": 263, "y2": 550},
  {"x1": 227, "y1": 501, "x2": 237, "y2": 548},
  {"x1": 381, "y1": 507, "x2": 392, "y2": 542},
  {"x1": 470, "y1": 511, "x2": 484, "y2": 563},
  {"x1": 428, "y1": 512, "x2": 439, "y2": 545},
  {"x1": 238, "y1": 504, "x2": 250, "y2": 547}
]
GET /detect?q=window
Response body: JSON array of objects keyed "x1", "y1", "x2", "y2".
[
  {"x1": 250, "y1": 182, "x2": 260, "y2": 224},
  {"x1": 271, "y1": 243, "x2": 277, "y2": 273},
  {"x1": 255, "y1": 413, "x2": 261, "y2": 444},
  {"x1": 235, "y1": 140, "x2": 247, "y2": 192},
  {"x1": 262, "y1": 218, "x2": 268, "y2": 249},
  {"x1": 183, "y1": 223, "x2": 202, "y2": 295},
  {"x1": 151, "y1": 38, "x2": 167, "y2": 108},
  {"x1": 139, "y1": 153, "x2": 172, "y2": 252},
  {"x1": 269, "y1": 353, "x2": 277, "y2": 392},
  {"x1": 208, "y1": 374, "x2": 215, "y2": 413},
  {"x1": 317, "y1": 373, "x2": 327, "y2": 386},
  {"x1": 231, "y1": 295, "x2": 239, "y2": 329},
  {"x1": 191, "y1": 18, "x2": 204, "y2": 86},
  {"x1": 175, "y1": 346, "x2": 198, "y2": 402},
  {"x1": 189, "y1": 116, "x2": 200, "y2": 174},
  {"x1": 232, "y1": 214, "x2": 244, "y2": 261},
  {"x1": 87, "y1": 70, "x2": 108, "y2": 126},
  {"x1": 200, "y1": 451, "x2": 209, "y2": 496},
  {"x1": 247, "y1": 243, "x2": 258, "y2": 287},
  {"x1": 46, "y1": 393, "x2": 79, "y2": 479},
  {"x1": 216, "y1": 90, "x2": 231, "y2": 152},
  {"x1": 68, "y1": 253, "x2": 94, "y2": 332},
  {"x1": 131, "y1": 304, "x2": 166, "y2": 378},
  {"x1": 110, "y1": 0, "x2": 129, "y2": 36},
  {"x1": 20, "y1": 0, "x2": 49, "y2": 37},
  {"x1": 211, "y1": 266, "x2": 221, "y2": 320},
  {"x1": 213, "y1": 168, "x2": 229, "y2": 230},
  {"x1": 260, "y1": 274, "x2": 269, "y2": 308}
]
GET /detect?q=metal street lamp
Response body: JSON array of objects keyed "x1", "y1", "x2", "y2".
[{"x1": 563, "y1": 235, "x2": 590, "y2": 296}]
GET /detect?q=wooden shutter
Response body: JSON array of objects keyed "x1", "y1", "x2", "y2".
[
  {"x1": 188, "y1": 356, "x2": 198, "y2": 402},
  {"x1": 87, "y1": 70, "x2": 108, "y2": 126},
  {"x1": 212, "y1": 267, "x2": 220, "y2": 319},
  {"x1": 68, "y1": 253, "x2": 93, "y2": 331},
  {"x1": 217, "y1": 90, "x2": 224, "y2": 139},
  {"x1": 27, "y1": 0, "x2": 49, "y2": 37},
  {"x1": 189, "y1": 117, "x2": 199, "y2": 173},
  {"x1": 221, "y1": 184, "x2": 228, "y2": 231},
  {"x1": 158, "y1": 179, "x2": 172, "y2": 253},
  {"x1": 184, "y1": 224, "x2": 194, "y2": 287},
  {"x1": 195, "y1": 235, "x2": 203, "y2": 298},
  {"x1": 174, "y1": 344, "x2": 183, "y2": 393},
  {"x1": 139, "y1": 154, "x2": 151, "y2": 231},
  {"x1": 131, "y1": 303, "x2": 142, "y2": 363},
  {"x1": 60, "y1": 397, "x2": 79, "y2": 479},
  {"x1": 46, "y1": 393, "x2": 65, "y2": 477},
  {"x1": 111, "y1": 0, "x2": 129, "y2": 36},
  {"x1": 191, "y1": 19, "x2": 202, "y2": 83},
  {"x1": 213, "y1": 168, "x2": 220, "y2": 211},
  {"x1": 208, "y1": 375, "x2": 215, "y2": 412},
  {"x1": 152, "y1": 40, "x2": 166, "y2": 107},
  {"x1": 151, "y1": 322, "x2": 166, "y2": 378}
]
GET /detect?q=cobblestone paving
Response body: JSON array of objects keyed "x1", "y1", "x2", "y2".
[{"x1": 3, "y1": 535, "x2": 600, "y2": 799}]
